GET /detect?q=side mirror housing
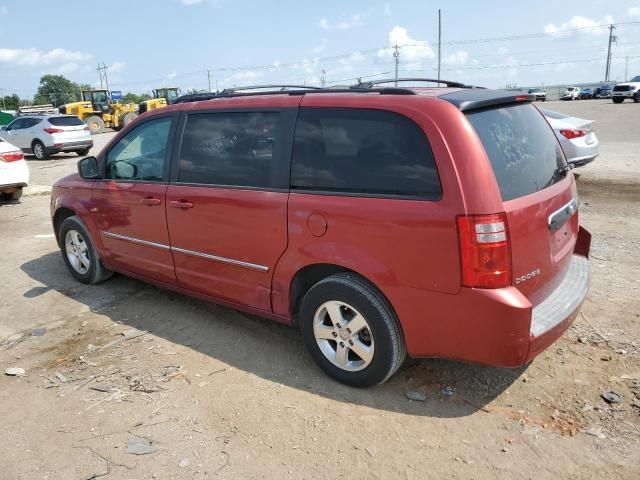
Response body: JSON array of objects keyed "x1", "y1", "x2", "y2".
[
  {"x1": 78, "y1": 156, "x2": 100, "y2": 179},
  {"x1": 1, "y1": 126, "x2": 7, "y2": 131}
]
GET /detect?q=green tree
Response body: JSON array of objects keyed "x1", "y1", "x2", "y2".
[
  {"x1": 121, "y1": 92, "x2": 151, "y2": 104},
  {"x1": 1, "y1": 94, "x2": 21, "y2": 110},
  {"x1": 33, "y1": 74, "x2": 82, "y2": 106}
]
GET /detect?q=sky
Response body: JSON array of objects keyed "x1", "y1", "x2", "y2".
[{"x1": 1, "y1": 0, "x2": 639, "y2": 99}]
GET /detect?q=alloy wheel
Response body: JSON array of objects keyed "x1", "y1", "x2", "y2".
[
  {"x1": 64, "y1": 229, "x2": 91, "y2": 274},
  {"x1": 313, "y1": 300, "x2": 375, "y2": 372}
]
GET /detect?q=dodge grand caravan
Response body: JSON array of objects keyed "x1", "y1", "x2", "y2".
[{"x1": 50, "y1": 80, "x2": 591, "y2": 387}]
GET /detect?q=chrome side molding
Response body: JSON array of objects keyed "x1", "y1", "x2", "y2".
[
  {"x1": 102, "y1": 231, "x2": 268, "y2": 272},
  {"x1": 171, "y1": 246, "x2": 269, "y2": 272},
  {"x1": 103, "y1": 231, "x2": 171, "y2": 250}
]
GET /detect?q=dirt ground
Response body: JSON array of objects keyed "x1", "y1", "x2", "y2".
[{"x1": 1, "y1": 100, "x2": 639, "y2": 479}]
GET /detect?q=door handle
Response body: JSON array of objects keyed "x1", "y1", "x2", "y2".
[
  {"x1": 170, "y1": 200, "x2": 194, "y2": 209},
  {"x1": 141, "y1": 197, "x2": 161, "y2": 206}
]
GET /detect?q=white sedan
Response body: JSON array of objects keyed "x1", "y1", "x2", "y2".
[
  {"x1": 0, "y1": 137, "x2": 29, "y2": 201},
  {"x1": 540, "y1": 108, "x2": 599, "y2": 167}
]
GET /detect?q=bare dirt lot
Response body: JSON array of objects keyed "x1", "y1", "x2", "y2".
[{"x1": 1, "y1": 100, "x2": 639, "y2": 479}]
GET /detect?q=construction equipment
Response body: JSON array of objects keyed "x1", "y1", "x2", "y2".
[
  {"x1": 139, "y1": 87, "x2": 180, "y2": 114},
  {"x1": 59, "y1": 90, "x2": 137, "y2": 134}
]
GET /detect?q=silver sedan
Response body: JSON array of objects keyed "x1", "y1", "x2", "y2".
[{"x1": 540, "y1": 108, "x2": 599, "y2": 167}]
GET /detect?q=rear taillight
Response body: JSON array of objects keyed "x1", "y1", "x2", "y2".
[
  {"x1": 457, "y1": 213, "x2": 511, "y2": 289},
  {"x1": 0, "y1": 150, "x2": 24, "y2": 163},
  {"x1": 560, "y1": 129, "x2": 586, "y2": 139},
  {"x1": 43, "y1": 128, "x2": 64, "y2": 134}
]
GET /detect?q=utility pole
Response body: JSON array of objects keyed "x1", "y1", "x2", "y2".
[
  {"x1": 321, "y1": 69, "x2": 326, "y2": 88},
  {"x1": 0, "y1": 88, "x2": 5, "y2": 109},
  {"x1": 207, "y1": 69, "x2": 212, "y2": 91},
  {"x1": 437, "y1": 9, "x2": 442, "y2": 85},
  {"x1": 604, "y1": 24, "x2": 616, "y2": 83},
  {"x1": 393, "y1": 45, "x2": 400, "y2": 86},
  {"x1": 625, "y1": 56, "x2": 629, "y2": 81},
  {"x1": 97, "y1": 63, "x2": 110, "y2": 92}
]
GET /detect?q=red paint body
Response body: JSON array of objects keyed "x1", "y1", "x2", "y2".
[{"x1": 51, "y1": 89, "x2": 590, "y2": 367}]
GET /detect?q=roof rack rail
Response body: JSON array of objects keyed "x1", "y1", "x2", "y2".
[
  {"x1": 175, "y1": 92, "x2": 219, "y2": 103},
  {"x1": 219, "y1": 84, "x2": 322, "y2": 94},
  {"x1": 174, "y1": 86, "x2": 416, "y2": 104},
  {"x1": 354, "y1": 77, "x2": 469, "y2": 89}
]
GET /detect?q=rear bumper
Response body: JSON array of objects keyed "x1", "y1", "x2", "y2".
[
  {"x1": 613, "y1": 92, "x2": 637, "y2": 98},
  {"x1": 527, "y1": 254, "x2": 590, "y2": 359},
  {"x1": 389, "y1": 229, "x2": 591, "y2": 367},
  {"x1": 46, "y1": 140, "x2": 93, "y2": 154}
]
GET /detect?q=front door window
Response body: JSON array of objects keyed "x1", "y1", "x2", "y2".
[{"x1": 106, "y1": 117, "x2": 172, "y2": 182}]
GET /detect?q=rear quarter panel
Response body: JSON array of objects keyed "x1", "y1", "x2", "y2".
[{"x1": 271, "y1": 95, "x2": 484, "y2": 318}]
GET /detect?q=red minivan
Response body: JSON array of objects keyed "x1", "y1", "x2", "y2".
[{"x1": 51, "y1": 80, "x2": 591, "y2": 386}]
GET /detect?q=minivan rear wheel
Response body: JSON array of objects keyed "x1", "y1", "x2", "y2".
[
  {"x1": 299, "y1": 272, "x2": 406, "y2": 387},
  {"x1": 59, "y1": 215, "x2": 113, "y2": 284}
]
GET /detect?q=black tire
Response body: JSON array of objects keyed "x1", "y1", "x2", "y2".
[
  {"x1": 10, "y1": 187, "x2": 22, "y2": 201},
  {"x1": 634, "y1": 92, "x2": 640, "y2": 103},
  {"x1": 85, "y1": 115, "x2": 104, "y2": 135},
  {"x1": 76, "y1": 148, "x2": 91, "y2": 156},
  {"x1": 32, "y1": 140, "x2": 48, "y2": 160},
  {"x1": 58, "y1": 215, "x2": 113, "y2": 284},
  {"x1": 299, "y1": 272, "x2": 406, "y2": 387},
  {"x1": 613, "y1": 97, "x2": 624, "y2": 104}
]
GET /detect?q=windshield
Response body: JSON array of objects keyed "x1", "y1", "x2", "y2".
[
  {"x1": 167, "y1": 89, "x2": 179, "y2": 101},
  {"x1": 466, "y1": 103, "x2": 566, "y2": 201},
  {"x1": 631, "y1": 76, "x2": 640, "y2": 82},
  {"x1": 85, "y1": 91, "x2": 108, "y2": 103}
]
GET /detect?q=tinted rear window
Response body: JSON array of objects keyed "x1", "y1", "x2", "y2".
[
  {"x1": 49, "y1": 116, "x2": 85, "y2": 126},
  {"x1": 466, "y1": 104, "x2": 565, "y2": 201},
  {"x1": 291, "y1": 108, "x2": 441, "y2": 199}
]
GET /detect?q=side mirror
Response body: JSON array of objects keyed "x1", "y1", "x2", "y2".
[
  {"x1": 78, "y1": 156, "x2": 100, "y2": 179},
  {"x1": 1, "y1": 126, "x2": 8, "y2": 131}
]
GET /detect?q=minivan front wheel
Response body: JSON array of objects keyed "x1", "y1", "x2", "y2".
[
  {"x1": 59, "y1": 216, "x2": 113, "y2": 284},
  {"x1": 300, "y1": 273, "x2": 406, "y2": 387}
]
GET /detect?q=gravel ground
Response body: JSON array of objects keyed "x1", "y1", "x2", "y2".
[{"x1": 1, "y1": 101, "x2": 638, "y2": 479}]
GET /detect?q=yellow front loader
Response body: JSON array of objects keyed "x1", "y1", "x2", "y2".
[
  {"x1": 139, "y1": 87, "x2": 180, "y2": 114},
  {"x1": 60, "y1": 90, "x2": 137, "y2": 134}
]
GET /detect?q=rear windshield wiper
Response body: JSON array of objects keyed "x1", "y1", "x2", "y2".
[{"x1": 545, "y1": 165, "x2": 572, "y2": 188}]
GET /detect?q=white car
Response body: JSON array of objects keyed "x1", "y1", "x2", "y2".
[
  {"x1": 0, "y1": 138, "x2": 29, "y2": 201},
  {"x1": 612, "y1": 75, "x2": 640, "y2": 103},
  {"x1": 540, "y1": 108, "x2": 599, "y2": 167},
  {"x1": 561, "y1": 87, "x2": 580, "y2": 100},
  {"x1": 0, "y1": 115, "x2": 93, "y2": 160}
]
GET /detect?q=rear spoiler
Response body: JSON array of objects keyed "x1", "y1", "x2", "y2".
[{"x1": 440, "y1": 90, "x2": 535, "y2": 112}]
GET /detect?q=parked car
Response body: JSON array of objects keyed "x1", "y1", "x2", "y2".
[
  {"x1": 540, "y1": 108, "x2": 599, "y2": 167},
  {"x1": 578, "y1": 88, "x2": 594, "y2": 100},
  {"x1": 50, "y1": 83, "x2": 591, "y2": 387},
  {"x1": 0, "y1": 115, "x2": 93, "y2": 160},
  {"x1": 561, "y1": 86, "x2": 580, "y2": 100},
  {"x1": 612, "y1": 76, "x2": 640, "y2": 103},
  {"x1": 527, "y1": 88, "x2": 546, "y2": 101},
  {"x1": 593, "y1": 85, "x2": 613, "y2": 98},
  {"x1": 0, "y1": 137, "x2": 29, "y2": 201}
]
